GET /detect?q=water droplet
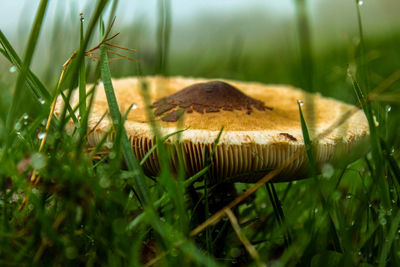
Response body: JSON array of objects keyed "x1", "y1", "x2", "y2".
[
  {"x1": 99, "y1": 176, "x2": 111, "y2": 188},
  {"x1": 131, "y1": 104, "x2": 137, "y2": 110},
  {"x1": 9, "y1": 66, "x2": 17, "y2": 73},
  {"x1": 105, "y1": 141, "x2": 113, "y2": 149},
  {"x1": 351, "y1": 220, "x2": 355, "y2": 226},
  {"x1": 373, "y1": 115, "x2": 379, "y2": 126},
  {"x1": 322, "y1": 163, "x2": 334, "y2": 179},
  {"x1": 98, "y1": 81, "x2": 103, "y2": 86},
  {"x1": 14, "y1": 122, "x2": 22, "y2": 131},
  {"x1": 261, "y1": 203, "x2": 267, "y2": 209},
  {"x1": 346, "y1": 193, "x2": 352, "y2": 199},
  {"x1": 39, "y1": 99, "x2": 45, "y2": 105},
  {"x1": 38, "y1": 132, "x2": 46, "y2": 140},
  {"x1": 358, "y1": 251, "x2": 362, "y2": 256},
  {"x1": 31, "y1": 152, "x2": 47, "y2": 169},
  {"x1": 358, "y1": 0, "x2": 364, "y2": 6},
  {"x1": 314, "y1": 208, "x2": 319, "y2": 213},
  {"x1": 386, "y1": 105, "x2": 392, "y2": 113},
  {"x1": 368, "y1": 203, "x2": 372, "y2": 208},
  {"x1": 23, "y1": 114, "x2": 28, "y2": 120},
  {"x1": 380, "y1": 217, "x2": 387, "y2": 225},
  {"x1": 297, "y1": 99, "x2": 304, "y2": 106}
]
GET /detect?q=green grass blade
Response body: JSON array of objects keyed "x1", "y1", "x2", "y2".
[
  {"x1": 295, "y1": 0, "x2": 314, "y2": 92},
  {"x1": 5, "y1": 0, "x2": 49, "y2": 136},
  {"x1": 100, "y1": 43, "x2": 150, "y2": 206},
  {"x1": 155, "y1": 0, "x2": 171, "y2": 75},
  {"x1": 78, "y1": 13, "x2": 87, "y2": 126},
  {"x1": 139, "y1": 128, "x2": 188, "y2": 166},
  {"x1": 297, "y1": 100, "x2": 317, "y2": 178},
  {"x1": 0, "y1": 40, "x2": 50, "y2": 102},
  {"x1": 378, "y1": 210, "x2": 400, "y2": 267}
]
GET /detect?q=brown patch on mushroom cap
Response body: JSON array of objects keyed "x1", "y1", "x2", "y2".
[
  {"x1": 279, "y1": 133, "x2": 297, "y2": 141},
  {"x1": 153, "y1": 81, "x2": 272, "y2": 122}
]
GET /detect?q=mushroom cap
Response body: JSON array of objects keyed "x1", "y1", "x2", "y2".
[{"x1": 55, "y1": 76, "x2": 369, "y2": 183}]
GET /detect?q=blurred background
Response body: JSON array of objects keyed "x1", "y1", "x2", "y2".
[{"x1": 1, "y1": 0, "x2": 400, "y2": 102}]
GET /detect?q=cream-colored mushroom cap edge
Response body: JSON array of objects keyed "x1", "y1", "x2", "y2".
[{"x1": 54, "y1": 76, "x2": 369, "y2": 183}]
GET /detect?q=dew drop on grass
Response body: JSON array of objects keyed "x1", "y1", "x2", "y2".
[
  {"x1": 380, "y1": 217, "x2": 387, "y2": 225},
  {"x1": 358, "y1": 0, "x2": 364, "y2": 6},
  {"x1": 23, "y1": 114, "x2": 28, "y2": 120},
  {"x1": 99, "y1": 176, "x2": 111, "y2": 188},
  {"x1": 75, "y1": 206, "x2": 83, "y2": 223},
  {"x1": 38, "y1": 132, "x2": 46, "y2": 140},
  {"x1": 9, "y1": 66, "x2": 17, "y2": 73},
  {"x1": 65, "y1": 246, "x2": 78, "y2": 260},
  {"x1": 31, "y1": 152, "x2": 47, "y2": 169},
  {"x1": 297, "y1": 99, "x2": 304, "y2": 106},
  {"x1": 14, "y1": 122, "x2": 22, "y2": 131},
  {"x1": 373, "y1": 115, "x2": 379, "y2": 126},
  {"x1": 131, "y1": 104, "x2": 137, "y2": 110},
  {"x1": 39, "y1": 99, "x2": 45, "y2": 105},
  {"x1": 386, "y1": 105, "x2": 392, "y2": 113},
  {"x1": 98, "y1": 81, "x2": 103, "y2": 86},
  {"x1": 346, "y1": 193, "x2": 352, "y2": 199},
  {"x1": 322, "y1": 163, "x2": 334, "y2": 179}
]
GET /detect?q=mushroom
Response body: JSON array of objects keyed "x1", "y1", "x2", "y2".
[{"x1": 55, "y1": 76, "x2": 369, "y2": 182}]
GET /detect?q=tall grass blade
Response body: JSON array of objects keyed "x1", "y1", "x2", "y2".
[
  {"x1": 78, "y1": 13, "x2": 87, "y2": 126},
  {"x1": 155, "y1": 0, "x2": 171, "y2": 75},
  {"x1": 5, "y1": 0, "x2": 49, "y2": 137},
  {"x1": 0, "y1": 35, "x2": 50, "y2": 102},
  {"x1": 100, "y1": 43, "x2": 150, "y2": 206},
  {"x1": 297, "y1": 100, "x2": 317, "y2": 178}
]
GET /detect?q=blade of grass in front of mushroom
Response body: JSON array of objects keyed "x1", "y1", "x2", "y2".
[
  {"x1": 139, "y1": 79, "x2": 190, "y2": 232},
  {"x1": 350, "y1": 75, "x2": 390, "y2": 207},
  {"x1": 4, "y1": 0, "x2": 49, "y2": 147},
  {"x1": 298, "y1": 100, "x2": 346, "y2": 254},
  {"x1": 55, "y1": 0, "x2": 110, "y2": 152},
  {"x1": 295, "y1": 0, "x2": 316, "y2": 140},
  {"x1": 353, "y1": 0, "x2": 391, "y2": 208},
  {"x1": 78, "y1": 13, "x2": 87, "y2": 132},
  {"x1": 100, "y1": 40, "x2": 150, "y2": 206},
  {"x1": 267, "y1": 183, "x2": 292, "y2": 246},
  {"x1": 139, "y1": 128, "x2": 188, "y2": 166}
]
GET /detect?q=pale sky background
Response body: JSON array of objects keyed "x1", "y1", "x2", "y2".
[{"x1": 0, "y1": 0, "x2": 399, "y2": 83}]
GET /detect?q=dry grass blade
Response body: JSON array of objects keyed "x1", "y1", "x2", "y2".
[
  {"x1": 31, "y1": 52, "x2": 77, "y2": 183},
  {"x1": 225, "y1": 209, "x2": 265, "y2": 266},
  {"x1": 107, "y1": 49, "x2": 138, "y2": 62}
]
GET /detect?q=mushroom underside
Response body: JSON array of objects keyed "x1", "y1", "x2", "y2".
[{"x1": 87, "y1": 131, "x2": 366, "y2": 183}]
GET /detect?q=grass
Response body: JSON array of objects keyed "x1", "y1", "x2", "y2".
[{"x1": 1, "y1": 0, "x2": 400, "y2": 266}]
